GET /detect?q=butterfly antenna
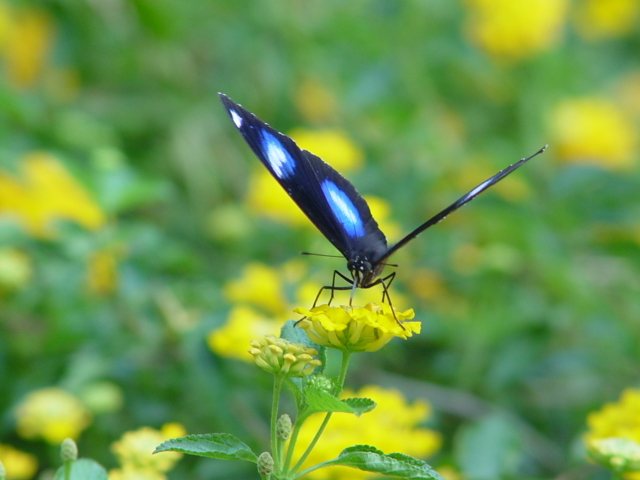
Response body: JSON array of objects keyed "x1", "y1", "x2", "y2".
[
  {"x1": 300, "y1": 252, "x2": 344, "y2": 259},
  {"x1": 383, "y1": 145, "x2": 547, "y2": 259}
]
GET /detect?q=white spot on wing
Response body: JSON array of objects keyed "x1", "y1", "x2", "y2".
[
  {"x1": 261, "y1": 131, "x2": 296, "y2": 178},
  {"x1": 321, "y1": 180, "x2": 365, "y2": 238},
  {"x1": 230, "y1": 109, "x2": 243, "y2": 128},
  {"x1": 467, "y1": 179, "x2": 493, "y2": 198}
]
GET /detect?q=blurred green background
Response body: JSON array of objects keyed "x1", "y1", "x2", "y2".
[{"x1": 1, "y1": 0, "x2": 640, "y2": 479}]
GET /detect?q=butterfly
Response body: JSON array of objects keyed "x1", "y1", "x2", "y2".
[{"x1": 219, "y1": 92, "x2": 546, "y2": 309}]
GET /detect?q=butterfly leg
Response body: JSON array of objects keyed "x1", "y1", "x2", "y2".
[{"x1": 312, "y1": 270, "x2": 353, "y2": 308}]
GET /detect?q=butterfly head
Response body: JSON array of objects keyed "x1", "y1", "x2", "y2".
[{"x1": 348, "y1": 254, "x2": 385, "y2": 288}]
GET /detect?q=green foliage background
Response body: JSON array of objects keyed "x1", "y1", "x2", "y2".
[{"x1": 1, "y1": 1, "x2": 640, "y2": 479}]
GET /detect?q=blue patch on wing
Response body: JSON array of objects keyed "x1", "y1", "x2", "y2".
[
  {"x1": 260, "y1": 130, "x2": 296, "y2": 179},
  {"x1": 321, "y1": 179, "x2": 365, "y2": 238}
]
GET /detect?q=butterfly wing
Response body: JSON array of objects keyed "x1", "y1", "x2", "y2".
[{"x1": 219, "y1": 93, "x2": 388, "y2": 262}]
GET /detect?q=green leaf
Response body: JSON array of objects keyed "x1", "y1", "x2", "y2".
[
  {"x1": 342, "y1": 397, "x2": 376, "y2": 416},
  {"x1": 154, "y1": 433, "x2": 258, "y2": 463},
  {"x1": 303, "y1": 387, "x2": 357, "y2": 415},
  {"x1": 53, "y1": 459, "x2": 108, "y2": 480},
  {"x1": 321, "y1": 445, "x2": 444, "y2": 479}
]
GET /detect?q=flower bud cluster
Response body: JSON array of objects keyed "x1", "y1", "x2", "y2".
[{"x1": 249, "y1": 336, "x2": 321, "y2": 377}]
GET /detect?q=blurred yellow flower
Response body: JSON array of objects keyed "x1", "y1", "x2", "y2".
[
  {"x1": 584, "y1": 389, "x2": 640, "y2": 475},
  {"x1": 293, "y1": 385, "x2": 441, "y2": 480},
  {"x1": 0, "y1": 444, "x2": 37, "y2": 480},
  {"x1": 0, "y1": 247, "x2": 31, "y2": 292},
  {"x1": 86, "y1": 248, "x2": 119, "y2": 295},
  {"x1": 110, "y1": 423, "x2": 185, "y2": 478},
  {"x1": 363, "y1": 195, "x2": 401, "y2": 244},
  {"x1": 574, "y1": 0, "x2": 640, "y2": 40},
  {"x1": 464, "y1": 0, "x2": 569, "y2": 61},
  {"x1": 15, "y1": 387, "x2": 91, "y2": 444},
  {"x1": 224, "y1": 262, "x2": 289, "y2": 315},
  {"x1": 295, "y1": 79, "x2": 338, "y2": 124},
  {"x1": 246, "y1": 168, "x2": 309, "y2": 226},
  {"x1": 584, "y1": 389, "x2": 640, "y2": 445},
  {"x1": 0, "y1": 4, "x2": 54, "y2": 88},
  {"x1": 212, "y1": 260, "x2": 324, "y2": 361},
  {"x1": 0, "y1": 152, "x2": 106, "y2": 237},
  {"x1": 289, "y1": 128, "x2": 364, "y2": 173},
  {"x1": 208, "y1": 305, "x2": 281, "y2": 361},
  {"x1": 295, "y1": 303, "x2": 419, "y2": 353},
  {"x1": 245, "y1": 128, "x2": 363, "y2": 228},
  {"x1": 551, "y1": 97, "x2": 637, "y2": 170}
]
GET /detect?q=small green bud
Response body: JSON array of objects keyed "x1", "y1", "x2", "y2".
[
  {"x1": 257, "y1": 451, "x2": 274, "y2": 477},
  {"x1": 0, "y1": 459, "x2": 6, "y2": 480},
  {"x1": 249, "y1": 336, "x2": 321, "y2": 377},
  {"x1": 60, "y1": 438, "x2": 78, "y2": 462},
  {"x1": 276, "y1": 414, "x2": 292, "y2": 440},
  {"x1": 306, "y1": 374, "x2": 333, "y2": 392}
]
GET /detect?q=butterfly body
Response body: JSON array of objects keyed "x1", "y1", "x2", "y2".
[{"x1": 219, "y1": 92, "x2": 546, "y2": 303}]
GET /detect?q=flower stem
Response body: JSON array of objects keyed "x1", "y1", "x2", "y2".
[
  {"x1": 291, "y1": 351, "x2": 352, "y2": 473},
  {"x1": 271, "y1": 375, "x2": 284, "y2": 473}
]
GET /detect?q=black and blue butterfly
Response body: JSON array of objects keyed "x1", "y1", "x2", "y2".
[{"x1": 219, "y1": 93, "x2": 546, "y2": 308}]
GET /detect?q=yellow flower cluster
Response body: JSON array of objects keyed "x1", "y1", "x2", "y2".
[
  {"x1": 463, "y1": 0, "x2": 569, "y2": 61},
  {"x1": 574, "y1": 0, "x2": 640, "y2": 40},
  {"x1": 295, "y1": 303, "x2": 420, "y2": 353},
  {"x1": 15, "y1": 387, "x2": 91, "y2": 444},
  {"x1": 551, "y1": 97, "x2": 637, "y2": 170},
  {"x1": 0, "y1": 152, "x2": 106, "y2": 237},
  {"x1": 293, "y1": 385, "x2": 441, "y2": 480},
  {"x1": 109, "y1": 423, "x2": 186, "y2": 480},
  {"x1": 0, "y1": 2, "x2": 54, "y2": 89},
  {"x1": 584, "y1": 389, "x2": 640, "y2": 474},
  {"x1": 0, "y1": 444, "x2": 37, "y2": 480}
]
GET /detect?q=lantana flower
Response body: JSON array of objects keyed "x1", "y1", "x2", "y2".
[{"x1": 294, "y1": 303, "x2": 420, "y2": 352}]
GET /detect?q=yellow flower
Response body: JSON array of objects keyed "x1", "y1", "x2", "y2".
[
  {"x1": 292, "y1": 385, "x2": 442, "y2": 480},
  {"x1": 583, "y1": 389, "x2": 640, "y2": 475},
  {"x1": 551, "y1": 97, "x2": 637, "y2": 170},
  {"x1": 574, "y1": 0, "x2": 640, "y2": 40},
  {"x1": 111, "y1": 424, "x2": 185, "y2": 475},
  {"x1": 249, "y1": 335, "x2": 321, "y2": 377},
  {"x1": 463, "y1": 0, "x2": 569, "y2": 61},
  {"x1": 0, "y1": 152, "x2": 106, "y2": 237},
  {"x1": 245, "y1": 128, "x2": 363, "y2": 227},
  {"x1": 0, "y1": 5, "x2": 54, "y2": 89},
  {"x1": 0, "y1": 444, "x2": 38, "y2": 480},
  {"x1": 223, "y1": 262, "x2": 289, "y2": 316},
  {"x1": 294, "y1": 303, "x2": 420, "y2": 353},
  {"x1": 86, "y1": 248, "x2": 119, "y2": 295},
  {"x1": 15, "y1": 387, "x2": 91, "y2": 444},
  {"x1": 584, "y1": 389, "x2": 640, "y2": 444},
  {"x1": 289, "y1": 128, "x2": 363, "y2": 173},
  {"x1": 363, "y1": 195, "x2": 401, "y2": 244},
  {"x1": 208, "y1": 305, "x2": 282, "y2": 361},
  {"x1": 0, "y1": 247, "x2": 31, "y2": 292}
]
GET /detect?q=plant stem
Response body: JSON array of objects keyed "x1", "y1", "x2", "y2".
[
  {"x1": 271, "y1": 375, "x2": 284, "y2": 473},
  {"x1": 291, "y1": 351, "x2": 352, "y2": 473}
]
